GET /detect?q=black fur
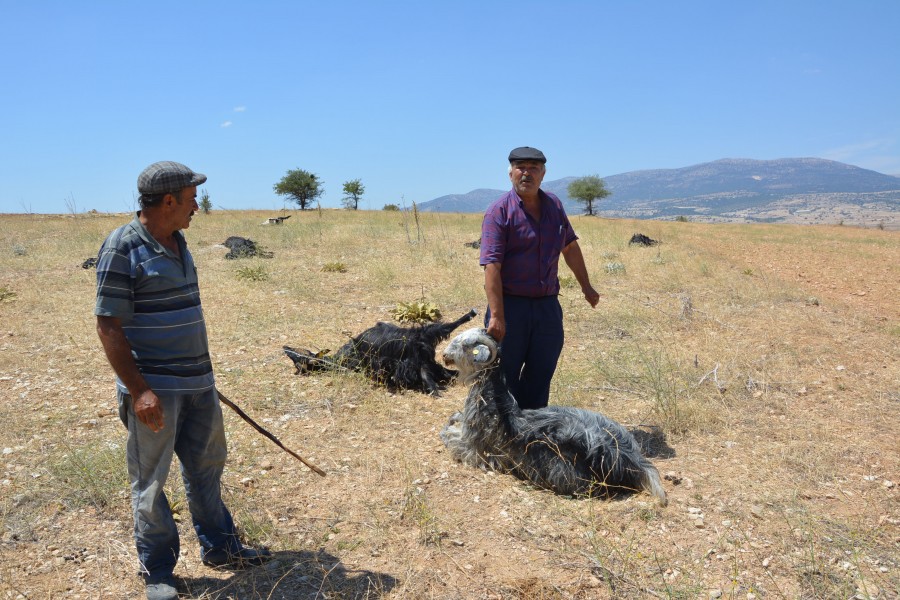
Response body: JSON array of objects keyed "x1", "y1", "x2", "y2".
[
  {"x1": 440, "y1": 328, "x2": 667, "y2": 505},
  {"x1": 284, "y1": 309, "x2": 477, "y2": 395}
]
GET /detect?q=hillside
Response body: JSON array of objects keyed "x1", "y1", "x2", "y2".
[
  {"x1": 418, "y1": 158, "x2": 900, "y2": 228},
  {"x1": 0, "y1": 211, "x2": 897, "y2": 599}
]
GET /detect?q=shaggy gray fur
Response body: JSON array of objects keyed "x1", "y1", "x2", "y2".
[{"x1": 440, "y1": 328, "x2": 667, "y2": 505}]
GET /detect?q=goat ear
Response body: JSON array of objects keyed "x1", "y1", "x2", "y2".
[{"x1": 472, "y1": 344, "x2": 494, "y2": 363}]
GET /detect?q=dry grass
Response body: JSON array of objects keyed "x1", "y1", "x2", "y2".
[{"x1": 0, "y1": 209, "x2": 897, "y2": 599}]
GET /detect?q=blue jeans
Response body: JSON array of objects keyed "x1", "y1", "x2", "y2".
[
  {"x1": 118, "y1": 388, "x2": 241, "y2": 578},
  {"x1": 485, "y1": 295, "x2": 564, "y2": 409}
]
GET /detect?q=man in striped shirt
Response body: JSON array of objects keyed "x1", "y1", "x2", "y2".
[
  {"x1": 96, "y1": 161, "x2": 269, "y2": 600},
  {"x1": 480, "y1": 147, "x2": 600, "y2": 410}
]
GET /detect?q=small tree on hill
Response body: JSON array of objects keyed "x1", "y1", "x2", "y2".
[
  {"x1": 342, "y1": 179, "x2": 365, "y2": 210},
  {"x1": 274, "y1": 168, "x2": 324, "y2": 210},
  {"x1": 199, "y1": 188, "x2": 212, "y2": 214},
  {"x1": 567, "y1": 175, "x2": 610, "y2": 216}
]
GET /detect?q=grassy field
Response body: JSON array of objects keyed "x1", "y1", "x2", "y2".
[{"x1": 0, "y1": 209, "x2": 897, "y2": 599}]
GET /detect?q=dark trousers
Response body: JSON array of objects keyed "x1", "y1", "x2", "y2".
[{"x1": 485, "y1": 295, "x2": 564, "y2": 409}]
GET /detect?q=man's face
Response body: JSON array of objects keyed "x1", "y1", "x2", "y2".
[
  {"x1": 170, "y1": 186, "x2": 199, "y2": 230},
  {"x1": 509, "y1": 160, "x2": 545, "y2": 197}
]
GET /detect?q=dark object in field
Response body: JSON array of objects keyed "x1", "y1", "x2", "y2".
[
  {"x1": 82, "y1": 257, "x2": 98, "y2": 269},
  {"x1": 222, "y1": 236, "x2": 274, "y2": 259},
  {"x1": 628, "y1": 233, "x2": 659, "y2": 246},
  {"x1": 464, "y1": 237, "x2": 481, "y2": 249},
  {"x1": 440, "y1": 328, "x2": 668, "y2": 505},
  {"x1": 284, "y1": 309, "x2": 478, "y2": 396},
  {"x1": 262, "y1": 215, "x2": 291, "y2": 225}
]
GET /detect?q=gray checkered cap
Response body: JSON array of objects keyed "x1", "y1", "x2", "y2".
[{"x1": 137, "y1": 161, "x2": 207, "y2": 195}]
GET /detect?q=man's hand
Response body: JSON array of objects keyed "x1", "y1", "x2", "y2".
[
  {"x1": 486, "y1": 315, "x2": 506, "y2": 342},
  {"x1": 133, "y1": 389, "x2": 165, "y2": 432},
  {"x1": 583, "y1": 285, "x2": 601, "y2": 308}
]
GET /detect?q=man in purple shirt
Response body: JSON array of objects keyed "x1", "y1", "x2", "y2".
[{"x1": 480, "y1": 147, "x2": 600, "y2": 409}]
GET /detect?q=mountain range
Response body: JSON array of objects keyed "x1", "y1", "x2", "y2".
[{"x1": 417, "y1": 158, "x2": 900, "y2": 227}]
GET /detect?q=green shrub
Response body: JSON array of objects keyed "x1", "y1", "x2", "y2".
[
  {"x1": 235, "y1": 265, "x2": 269, "y2": 281},
  {"x1": 322, "y1": 262, "x2": 348, "y2": 273},
  {"x1": 391, "y1": 301, "x2": 441, "y2": 323}
]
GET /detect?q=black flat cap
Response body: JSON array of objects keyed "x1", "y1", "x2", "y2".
[{"x1": 508, "y1": 146, "x2": 546, "y2": 163}]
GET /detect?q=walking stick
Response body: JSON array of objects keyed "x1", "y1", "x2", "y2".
[{"x1": 217, "y1": 389, "x2": 326, "y2": 477}]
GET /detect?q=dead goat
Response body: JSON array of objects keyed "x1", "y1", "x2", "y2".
[
  {"x1": 440, "y1": 328, "x2": 667, "y2": 505},
  {"x1": 222, "y1": 236, "x2": 274, "y2": 259},
  {"x1": 628, "y1": 233, "x2": 660, "y2": 247},
  {"x1": 284, "y1": 309, "x2": 477, "y2": 395}
]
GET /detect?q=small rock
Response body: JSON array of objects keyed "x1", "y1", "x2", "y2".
[
  {"x1": 750, "y1": 505, "x2": 764, "y2": 518},
  {"x1": 883, "y1": 480, "x2": 895, "y2": 489},
  {"x1": 762, "y1": 556, "x2": 771, "y2": 568},
  {"x1": 709, "y1": 590, "x2": 723, "y2": 599},
  {"x1": 664, "y1": 472, "x2": 682, "y2": 485}
]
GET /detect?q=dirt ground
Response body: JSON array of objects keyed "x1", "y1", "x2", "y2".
[{"x1": 0, "y1": 212, "x2": 896, "y2": 599}]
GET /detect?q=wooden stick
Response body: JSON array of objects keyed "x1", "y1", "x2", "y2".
[{"x1": 217, "y1": 390, "x2": 326, "y2": 477}]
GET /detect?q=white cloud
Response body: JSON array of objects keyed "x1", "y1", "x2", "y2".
[
  {"x1": 823, "y1": 139, "x2": 892, "y2": 162},
  {"x1": 233, "y1": 106, "x2": 246, "y2": 112},
  {"x1": 822, "y1": 138, "x2": 900, "y2": 174},
  {"x1": 220, "y1": 121, "x2": 233, "y2": 128}
]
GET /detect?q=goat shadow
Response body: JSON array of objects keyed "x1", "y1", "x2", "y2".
[
  {"x1": 628, "y1": 425, "x2": 676, "y2": 460},
  {"x1": 178, "y1": 547, "x2": 397, "y2": 600}
]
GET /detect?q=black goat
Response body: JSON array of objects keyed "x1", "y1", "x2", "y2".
[
  {"x1": 284, "y1": 309, "x2": 477, "y2": 395},
  {"x1": 628, "y1": 233, "x2": 660, "y2": 247},
  {"x1": 440, "y1": 328, "x2": 667, "y2": 505},
  {"x1": 222, "y1": 236, "x2": 274, "y2": 259}
]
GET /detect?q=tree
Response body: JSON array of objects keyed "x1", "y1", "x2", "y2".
[
  {"x1": 199, "y1": 188, "x2": 212, "y2": 214},
  {"x1": 273, "y1": 169, "x2": 324, "y2": 210},
  {"x1": 341, "y1": 179, "x2": 365, "y2": 210},
  {"x1": 567, "y1": 175, "x2": 610, "y2": 216}
]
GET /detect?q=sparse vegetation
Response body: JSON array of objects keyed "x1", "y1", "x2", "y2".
[
  {"x1": 198, "y1": 188, "x2": 212, "y2": 214},
  {"x1": 322, "y1": 262, "x2": 348, "y2": 273},
  {"x1": 235, "y1": 264, "x2": 269, "y2": 281},
  {"x1": 0, "y1": 210, "x2": 896, "y2": 598},
  {"x1": 605, "y1": 261, "x2": 626, "y2": 274},
  {"x1": 390, "y1": 300, "x2": 442, "y2": 323}
]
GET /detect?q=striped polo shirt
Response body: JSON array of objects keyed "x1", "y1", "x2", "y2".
[
  {"x1": 480, "y1": 189, "x2": 578, "y2": 297},
  {"x1": 94, "y1": 214, "x2": 214, "y2": 395}
]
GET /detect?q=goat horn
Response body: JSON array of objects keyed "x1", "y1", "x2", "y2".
[{"x1": 217, "y1": 389, "x2": 326, "y2": 477}]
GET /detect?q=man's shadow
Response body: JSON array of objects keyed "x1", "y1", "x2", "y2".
[
  {"x1": 628, "y1": 425, "x2": 676, "y2": 460},
  {"x1": 180, "y1": 547, "x2": 397, "y2": 599}
]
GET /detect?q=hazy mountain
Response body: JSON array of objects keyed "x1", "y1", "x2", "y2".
[{"x1": 417, "y1": 158, "x2": 900, "y2": 225}]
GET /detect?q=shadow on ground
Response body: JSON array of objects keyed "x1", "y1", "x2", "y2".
[{"x1": 180, "y1": 547, "x2": 397, "y2": 599}]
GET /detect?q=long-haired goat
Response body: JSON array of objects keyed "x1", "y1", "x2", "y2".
[
  {"x1": 440, "y1": 328, "x2": 667, "y2": 505},
  {"x1": 284, "y1": 309, "x2": 477, "y2": 396}
]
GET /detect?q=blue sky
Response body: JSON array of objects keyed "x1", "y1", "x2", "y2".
[{"x1": 2, "y1": 1, "x2": 899, "y2": 213}]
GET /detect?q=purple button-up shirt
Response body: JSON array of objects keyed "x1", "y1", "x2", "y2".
[{"x1": 480, "y1": 188, "x2": 578, "y2": 297}]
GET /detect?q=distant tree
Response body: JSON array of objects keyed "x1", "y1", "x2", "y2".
[
  {"x1": 567, "y1": 175, "x2": 610, "y2": 216},
  {"x1": 341, "y1": 179, "x2": 365, "y2": 210},
  {"x1": 675, "y1": 215, "x2": 689, "y2": 222},
  {"x1": 383, "y1": 203, "x2": 400, "y2": 211},
  {"x1": 273, "y1": 169, "x2": 324, "y2": 210},
  {"x1": 199, "y1": 188, "x2": 212, "y2": 214}
]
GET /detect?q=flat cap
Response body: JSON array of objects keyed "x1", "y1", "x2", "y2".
[
  {"x1": 508, "y1": 146, "x2": 546, "y2": 163},
  {"x1": 138, "y1": 161, "x2": 207, "y2": 195}
]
